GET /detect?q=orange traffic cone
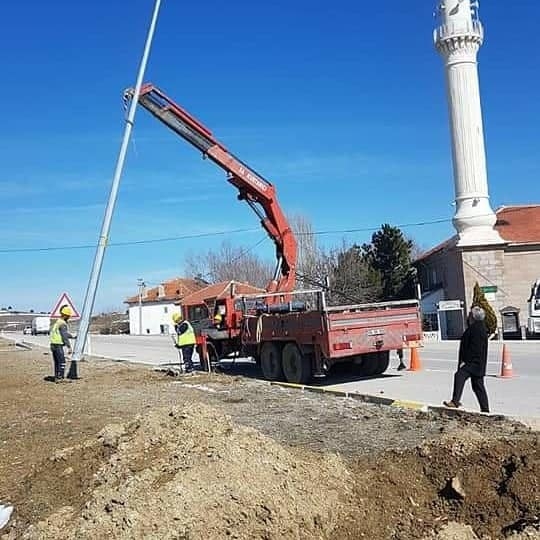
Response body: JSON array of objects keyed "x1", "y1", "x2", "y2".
[
  {"x1": 408, "y1": 347, "x2": 422, "y2": 372},
  {"x1": 499, "y1": 344, "x2": 514, "y2": 378}
]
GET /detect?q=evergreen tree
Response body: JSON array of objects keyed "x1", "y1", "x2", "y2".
[
  {"x1": 472, "y1": 282, "x2": 498, "y2": 335},
  {"x1": 362, "y1": 224, "x2": 414, "y2": 300}
]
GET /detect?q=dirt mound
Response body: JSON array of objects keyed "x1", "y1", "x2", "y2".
[
  {"x1": 3, "y1": 400, "x2": 538, "y2": 540},
  {"x1": 15, "y1": 404, "x2": 352, "y2": 539},
  {"x1": 335, "y1": 427, "x2": 539, "y2": 540}
]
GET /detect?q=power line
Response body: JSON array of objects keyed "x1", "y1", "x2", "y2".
[
  {"x1": 0, "y1": 207, "x2": 526, "y2": 254},
  {"x1": 302, "y1": 218, "x2": 450, "y2": 236},
  {"x1": 0, "y1": 227, "x2": 260, "y2": 254},
  {"x1": 462, "y1": 260, "x2": 510, "y2": 297}
]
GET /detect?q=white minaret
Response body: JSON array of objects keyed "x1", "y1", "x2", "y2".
[{"x1": 434, "y1": 0, "x2": 503, "y2": 246}]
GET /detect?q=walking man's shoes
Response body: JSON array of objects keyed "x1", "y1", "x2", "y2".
[{"x1": 443, "y1": 400, "x2": 461, "y2": 409}]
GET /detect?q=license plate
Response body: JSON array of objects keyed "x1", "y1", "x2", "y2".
[{"x1": 367, "y1": 329, "x2": 385, "y2": 336}]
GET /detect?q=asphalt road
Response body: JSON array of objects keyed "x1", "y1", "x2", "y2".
[{"x1": 5, "y1": 332, "x2": 540, "y2": 418}]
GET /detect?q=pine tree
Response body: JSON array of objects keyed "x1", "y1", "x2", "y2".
[
  {"x1": 472, "y1": 282, "x2": 498, "y2": 335},
  {"x1": 362, "y1": 224, "x2": 414, "y2": 300}
]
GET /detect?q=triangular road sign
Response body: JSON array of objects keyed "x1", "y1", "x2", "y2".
[{"x1": 51, "y1": 292, "x2": 80, "y2": 319}]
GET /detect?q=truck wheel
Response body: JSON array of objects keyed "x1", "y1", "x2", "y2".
[
  {"x1": 360, "y1": 352, "x2": 390, "y2": 376},
  {"x1": 282, "y1": 343, "x2": 311, "y2": 384},
  {"x1": 260, "y1": 342, "x2": 283, "y2": 381},
  {"x1": 373, "y1": 351, "x2": 390, "y2": 375},
  {"x1": 355, "y1": 353, "x2": 380, "y2": 377}
]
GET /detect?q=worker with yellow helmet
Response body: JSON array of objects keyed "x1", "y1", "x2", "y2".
[
  {"x1": 50, "y1": 305, "x2": 75, "y2": 383},
  {"x1": 172, "y1": 311, "x2": 196, "y2": 374},
  {"x1": 213, "y1": 313, "x2": 225, "y2": 330}
]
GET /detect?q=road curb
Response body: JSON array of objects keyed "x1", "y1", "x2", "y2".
[
  {"x1": 268, "y1": 381, "x2": 515, "y2": 418},
  {"x1": 269, "y1": 381, "x2": 427, "y2": 411},
  {"x1": 0, "y1": 336, "x2": 154, "y2": 366}
]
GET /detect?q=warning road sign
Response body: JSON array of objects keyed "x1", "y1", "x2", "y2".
[{"x1": 50, "y1": 292, "x2": 80, "y2": 319}]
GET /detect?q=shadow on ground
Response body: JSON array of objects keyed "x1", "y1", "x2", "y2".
[{"x1": 212, "y1": 358, "x2": 405, "y2": 386}]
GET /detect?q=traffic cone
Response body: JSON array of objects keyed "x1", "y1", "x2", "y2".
[
  {"x1": 499, "y1": 344, "x2": 514, "y2": 378},
  {"x1": 408, "y1": 347, "x2": 422, "y2": 372}
]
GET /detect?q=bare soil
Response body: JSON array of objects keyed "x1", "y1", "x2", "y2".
[{"x1": 0, "y1": 342, "x2": 538, "y2": 539}]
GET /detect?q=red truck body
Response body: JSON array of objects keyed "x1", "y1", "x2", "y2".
[{"x1": 191, "y1": 290, "x2": 421, "y2": 383}]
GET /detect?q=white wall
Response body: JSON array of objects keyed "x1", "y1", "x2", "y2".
[{"x1": 128, "y1": 302, "x2": 182, "y2": 335}]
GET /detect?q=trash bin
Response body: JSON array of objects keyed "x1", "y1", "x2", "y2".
[{"x1": 500, "y1": 306, "x2": 521, "y2": 340}]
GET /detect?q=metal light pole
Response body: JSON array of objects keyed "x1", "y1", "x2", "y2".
[
  {"x1": 137, "y1": 278, "x2": 146, "y2": 335},
  {"x1": 70, "y1": 0, "x2": 162, "y2": 372}
]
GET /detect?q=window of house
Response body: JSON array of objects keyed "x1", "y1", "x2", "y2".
[{"x1": 158, "y1": 285, "x2": 165, "y2": 297}]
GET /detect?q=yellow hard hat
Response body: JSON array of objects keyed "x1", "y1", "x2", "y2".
[
  {"x1": 213, "y1": 313, "x2": 222, "y2": 322},
  {"x1": 60, "y1": 305, "x2": 73, "y2": 317},
  {"x1": 172, "y1": 312, "x2": 183, "y2": 323}
]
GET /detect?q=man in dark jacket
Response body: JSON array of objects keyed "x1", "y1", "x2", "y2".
[{"x1": 443, "y1": 306, "x2": 490, "y2": 413}]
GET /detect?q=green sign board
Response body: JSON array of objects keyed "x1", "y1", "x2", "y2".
[{"x1": 480, "y1": 285, "x2": 498, "y2": 294}]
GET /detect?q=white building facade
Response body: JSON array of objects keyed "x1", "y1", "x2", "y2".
[
  {"x1": 125, "y1": 278, "x2": 204, "y2": 335},
  {"x1": 127, "y1": 302, "x2": 182, "y2": 336}
]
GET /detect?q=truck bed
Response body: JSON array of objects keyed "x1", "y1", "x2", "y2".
[{"x1": 243, "y1": 299, "x2": 422, "y2": 365}]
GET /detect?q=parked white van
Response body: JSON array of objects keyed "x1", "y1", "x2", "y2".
[{"x1": 31, "y1": 317, "x2": 51, "y2": 335}]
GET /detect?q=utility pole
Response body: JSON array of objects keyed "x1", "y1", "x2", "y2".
[
  {"x1": 69, "y1": 0, "x2": 162, "y2": 373},
  {"x1": 138, "y1": 278, "x2": 145, "y2": 335}
]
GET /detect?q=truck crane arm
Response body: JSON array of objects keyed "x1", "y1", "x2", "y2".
[{"x1": 124, "y1": 84, "x2": 297, "y2": 294}]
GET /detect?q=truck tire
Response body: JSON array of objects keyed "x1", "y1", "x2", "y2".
[
  {"x1": 373, "y1": 351, "x2": 390, "y2": 375},
  {"x1": 354, "y1": 353, "x2": 383, "y2": 377},
  {"x1": 260, "y1": 342, "x2": 283, "y2": 381},
  {"x1": 360, "y1": 354, "x2": 380, "y2": 376},
  {"x1": 282, "y1": 343, "x2": 311, "y2": 384}
]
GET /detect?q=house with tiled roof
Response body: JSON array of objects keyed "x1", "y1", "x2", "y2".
[
  {"x1": 178, "y1": 280, "x2": 264, "y2": 323},
  {"x1": 415, "y1": 205, "x2": 540, "y2": 339},
  {"x1": 124, "y1": 277, "x2": 205, "y2": 335}
]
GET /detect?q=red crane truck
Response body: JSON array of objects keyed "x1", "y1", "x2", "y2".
[{"x1": 126, "y1": 84, "x2": 422, "y2": 384}]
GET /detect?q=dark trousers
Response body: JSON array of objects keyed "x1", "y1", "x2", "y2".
[
  {"x1": 51, "y1": 345, "x2": 66, "y2": 379},
  {"x1": 452, "y1": 366, "x2": 490, "y2": 413},
  {"x1": 181, "y1": 345, "x2": 194, "y2": 372}
]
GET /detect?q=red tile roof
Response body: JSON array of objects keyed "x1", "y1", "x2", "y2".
[
  {"x1": 178, "y1": 280, "x2": 264, "y2": 306},
  {"x1": 495, "y1": 205, "x2": 540, "y2": 244},
  {"x1": 416, "y1": 205, "x2": 540, "y2": 261},
  {"x1": 125, "y1": 278, "x2": 205, "y2": 305}
]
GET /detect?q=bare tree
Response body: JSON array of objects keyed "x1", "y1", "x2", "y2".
[
  {"x1": 326, "y1": 242, "x2": 382, "y2": 305},
  {"x1": 409, "y1": 238, "x2": 426, "y2": 261},
  {"x1": 289, "y1": 213, "x2": 331, "y2": 288},
  {"x1": 185, "y1": 241, "x2": 273, "y2": 288}
]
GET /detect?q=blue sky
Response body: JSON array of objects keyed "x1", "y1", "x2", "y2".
[{"x1": 1, "y1": 0, "x2": 538, "y2": 312}]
